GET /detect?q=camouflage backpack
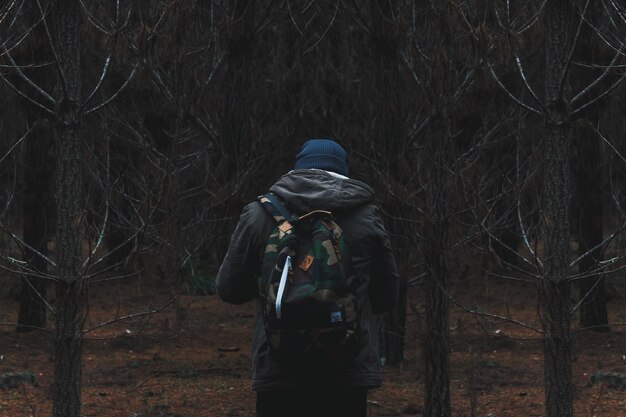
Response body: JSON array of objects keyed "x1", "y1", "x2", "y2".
[{"x1": 257, "y1": 193, "x2": 359, "y2": 364}]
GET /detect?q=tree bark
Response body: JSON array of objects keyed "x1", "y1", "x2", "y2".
[
  {"x1": 423, "y1": 119, "x2": 452, "y2": 417},
  {"x1": 419, "y1": 4, "x2": 455, "y2": 416},
  {"x1": 52, "y1": 1, "x2": 85, "y2": 417},
  {"x1": 423, "y1": 220, "x2": 451, "y2": 417},
  {"x1": 541, "y1": 1, "x2": 574, "y2": 416},
  {"x1": 371, "y1": 0, "x2": 408, "y2": 367},
  {"x1": 421, "y1": 103, "x2": 453, "y2": 417}
]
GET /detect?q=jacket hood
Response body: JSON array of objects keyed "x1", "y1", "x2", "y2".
[{"x1": 269, "y1": 169, "x2": 375, "y2": 214}]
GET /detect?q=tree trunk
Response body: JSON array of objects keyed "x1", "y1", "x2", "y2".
[
  {"x1": 423, "y1": 212, "x2": 451, "y2": 417},
  {"x1": 412, "y1": 4, "x2": 455, "y2": 415},
  {"x1": 573, "y1": 2, "x2": 608, "y2": 332},
  {"x1": 371, "y1": 0, "x2": 408, "y2": 367},
  {"x1": 53, "y1": 279, "x2": 86, "y2": 417},
  {"x1": 539, "y1": 277, "x2": 572, "y2": 417},
  {"x1": 423, "y1": 123, "x2": 452, "y2": 417},
  {"x1": 214, "y1": 0, "x2": 257, "y2": 256},
  {"x1": 379, "y1": 279, "x2": 407, "y2": 366},
  {"x1": 52, "y1": 1, "x2": 85, "y2": 417},
  {"x1": 576, "y1": 121, "x2": 608, "y2": 332},
  {"x1": 541, "y1": 1, "x2": 574, "y2": 416},
  {"x1": 15, "y1": 5, "x2": 54, "y2": 333},
  {"x1": 17, "y1": 122, "x2": 52, "y2": 331}
]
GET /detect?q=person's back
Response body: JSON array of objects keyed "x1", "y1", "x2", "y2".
[{"x1": 216, "y1": 139, "x2": 399, "y2": 417}]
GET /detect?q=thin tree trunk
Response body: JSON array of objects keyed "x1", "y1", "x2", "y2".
[
  {"x1": 574, "y1": 2, "x2": 608, "y2": 332},
  {"x1": 576, "y1": 121, "x2": 608, "y2": 332},
  {"x1": 423, "y1": 205, "x2": 451, "y2": 417},
  {"x1": 423, "y1": 122, "x2": 452, "y2": 417},
  {"x1": 371, "y1": 0, "x2": 408, "y2": 367},
  {"x1": 52, "y1": 1, "x2": 85, "y2": 417},
  {"x1": 215, "y1": 0, "x2": 256, "y2": 257},
  {"x1": 18, "y1": 122, "x2": 51, "y2": 331},
  {"x1": 379, "y1": 278, "x2": 407, "y2": 365},
  {"x1": 541, "y1": 1, "x2": 574, "y2": 416},
  {"x1": 16, "y1": 5, "x2": 54, "y2": 333},
  {"x1": 417, "y1": 4, "x2": 455, "y2": 416}
]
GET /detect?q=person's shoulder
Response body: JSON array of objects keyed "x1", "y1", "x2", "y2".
[
  {"x1": 234, "y1": 199, "x2": 271, "y2": 225},
  {"x1": 344, "y1": 200, "x2": 377, "y2": 214},
  {"x1": 339, "y1": 201, "x2": 383, "y2": 228}
]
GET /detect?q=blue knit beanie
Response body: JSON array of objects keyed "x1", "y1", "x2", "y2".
[{"x1": 294, "y1": 139, "x2": 349, "y2": 177}]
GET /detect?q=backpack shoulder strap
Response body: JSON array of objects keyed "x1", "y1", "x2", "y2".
[{"x1": 257, "y1": 193, "x2": 296, "y2": 224}]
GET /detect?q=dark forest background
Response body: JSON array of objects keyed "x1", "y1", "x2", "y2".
[{"x1": 1, "y1": 1, "x2": 625, "y2": 417}]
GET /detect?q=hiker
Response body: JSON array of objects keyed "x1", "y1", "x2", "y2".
[{"x1": 216, "y1": 138, "x2": 399, "y2": 417}]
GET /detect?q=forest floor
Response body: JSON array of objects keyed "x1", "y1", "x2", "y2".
[{"x1": 1, "y1": 270, "x2": 626, "y2": 417}]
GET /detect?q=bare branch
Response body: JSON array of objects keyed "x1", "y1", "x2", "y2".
[
  {"x1": 558, "y1": 0, "x2": 591, "y2": 97},
  {"x1": 0, "y1": 0, "x2": 20, "y2": 30},
  {"x1": 85, "y1": 62, "x2": 139, "y2": 115},
  {"x1": 83, "y1": 136, "x2": 111, "y2": 269},
  {"x1": 449, "y1": 288, "x2": 543, "y2": 335},
  {"x1": 0, "y1": 74, "x2": 55, "y2": 114},
  {"x1": 0, "y1": 322, "x2": 54, "y2": 333},
  {"x1": 0, "y1": 222, "x2": 57, "y2": 268},
  {"x1": 569, "y1": 222, "x2": 626, "y2": 267},
  {"x1": 452, "y1": 66, "x2": 477, "y2": 103},
  {"x1": 474, "y1": 197, "x2": 541, "y2": 275},
  {"x1": 34, "y1": 0, "x2": 68, "y2": 100},
  {"x1": 513, "y1": 54, "x2": 546, "y2": 111},
  {"x1": 254, "y1": 0, "x2": 286, "y2": 36},
  {"x1": 303, "y1": 0, "x2": 339, "y2": 54},
  {"x1": 147, "y1": 4, "x2": 170, "y2": 41},
  {"x1": 401, "y1": 51, "x2": 423, "y2": 86},
  {"x1": 585, "y1": 1, "x2": 626, "y2": 54},
  {"x1": 82, "y1": 297, "x2": 176, "y2": 334},
  {"x1": 344, "y1": 0, "x2": 373, "y2": 36},
  {"x1": 0, "y1": 0, "x2": 24, "y2": 37},
  {"x1": 571, "y1": 46, "x2": 624, "y2": 103},
  {"x1": 568, "y1": 259, "x2": 626, "y2": 281},
  {"x1": 514, "y1": 133, "x2": 542, "y2": 271},
  {"x1": 287, "y1": 0, "x2": 304, "y2": 35},
  {"x1": 1, "y1": 46, "x2": 56, "y2": 103},
  {"x1": 0, "y1": 122, "x2": 36, "y2": 165},
  {"x1": 148, "y1": 66, "x2": 174, "y2": 103},
  {"x1": 21, "y1": 275, "x2": 56, "y2": 313},
  {"x1": 513, "y1": 0, "x2": 547, "y2": 36},
  {"x1": 81, "y1": 54, "x2": 112, "y2": 110},
  {"x1": 0, "y1": 28, "x2": 30, "y2": 57},
  {"x1": 593, "y1": 125, "x2": 626, "y2": 164},
  {"x1": 573, "y1": 74, "x2": 626, "y2": 114},
  {"x1": 505, "y1": 0, "x2": 546, "y2": 112},
  {"x1": 485, "y1": 61, "x2": 542, "y2": 115},
  {"x1": 78, "y1": 0, "x2": 111, "y2": 34}
]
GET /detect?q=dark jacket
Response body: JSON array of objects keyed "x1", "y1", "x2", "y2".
[{"x1": 216, "y1": 169, "x2": 399, "y2": 391}]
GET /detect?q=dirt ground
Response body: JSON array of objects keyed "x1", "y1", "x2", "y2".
[{"x1": 1, "y1": 273, "x2": 626, "y2": 417}]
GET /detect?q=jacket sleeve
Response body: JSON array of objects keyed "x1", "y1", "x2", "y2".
[
  {"x1": 368, "y1": 207, "x2": 400, "y2": 314},
  {"x1": 216, "y1": 202, "x2": 271, "y2": 304}
]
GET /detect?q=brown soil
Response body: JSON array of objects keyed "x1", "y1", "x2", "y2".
[{"x1": 1, "y1": 275, "x2": 625, "y2": 417}]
